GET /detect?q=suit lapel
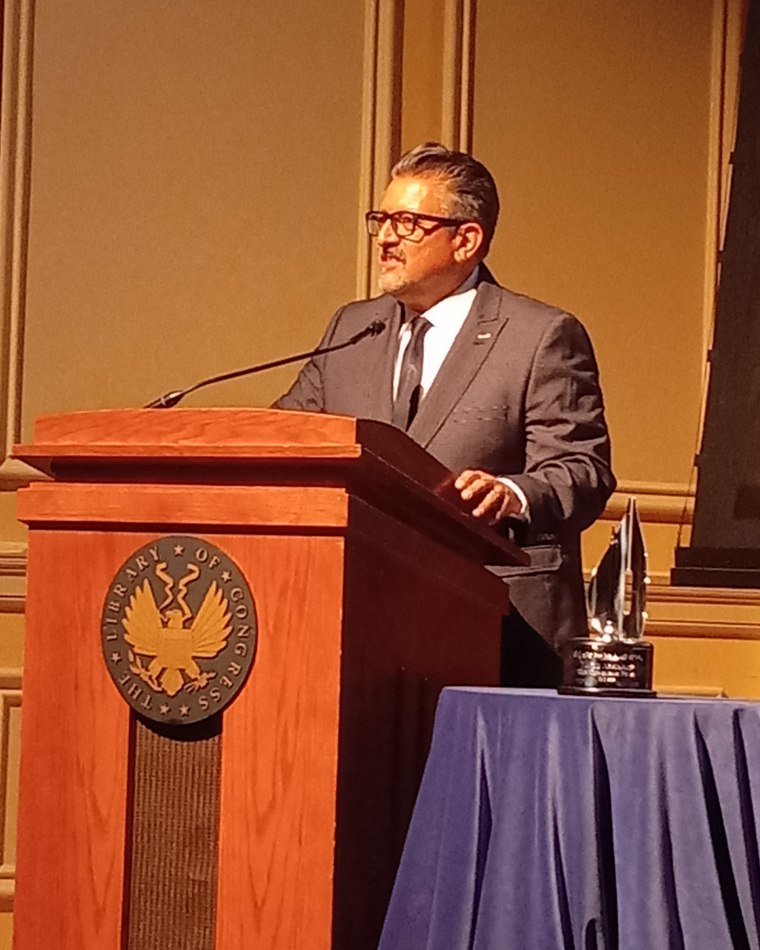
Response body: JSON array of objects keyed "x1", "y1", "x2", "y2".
[{"x1": 407, "y1": 278, "x2": 507, "y2": 446}]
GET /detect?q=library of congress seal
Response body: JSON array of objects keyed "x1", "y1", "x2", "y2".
[{"x1": 101, "y1": 536, "x2": 257, "y2": 725}]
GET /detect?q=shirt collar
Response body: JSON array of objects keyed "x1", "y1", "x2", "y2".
[
  {"x1": 419, "y1": 265, "x2": 480, "y2": 329},
  {"x1": 401, "y1": 265, "x2": 480, "y2": 325}
]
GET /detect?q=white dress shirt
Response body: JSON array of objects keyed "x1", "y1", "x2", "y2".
[
  {"x1": 392, "y1": 268, "x2": 480, "y2": 400},
  {"x1": 392, "y1": 266, "x2": 529, "y2": 519}
]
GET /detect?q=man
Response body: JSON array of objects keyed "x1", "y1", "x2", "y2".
[{"x1": 276, "y1": 143, "x2": 615, "y2": 653}]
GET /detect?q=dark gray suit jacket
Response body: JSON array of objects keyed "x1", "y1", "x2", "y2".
[{"x1": 276, "y1": 269, "x2": 615, "y2": 649}]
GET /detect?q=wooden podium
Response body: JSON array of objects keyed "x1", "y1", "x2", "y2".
[{"x1": 12, "y1": 409, "x2": 523, "y2": 950}]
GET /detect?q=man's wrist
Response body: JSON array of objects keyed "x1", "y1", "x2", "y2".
[{"x1": 496, "y1": 477, "x2": 530, "y2": 521}]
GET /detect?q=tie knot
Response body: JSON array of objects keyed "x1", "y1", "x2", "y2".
[{"x1": 408, "y1": 315, "x2": 431, "y2": 339}]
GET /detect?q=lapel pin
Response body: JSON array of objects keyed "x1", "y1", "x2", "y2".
[{"x1": 476, "y1": 332, "x2": 492, "y2": 341}]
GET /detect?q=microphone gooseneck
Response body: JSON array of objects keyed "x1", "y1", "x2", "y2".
[{"x1": 144, "y1": 319, "x2": 386, "y2": 409}]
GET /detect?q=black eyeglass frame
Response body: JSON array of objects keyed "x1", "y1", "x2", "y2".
[{"x1": 365, "y1": 210, "x2": 465, "y2": 238}]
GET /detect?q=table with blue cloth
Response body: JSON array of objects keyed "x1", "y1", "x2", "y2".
[{"x1": 379, "y1": 687, "x2": 760, "y2": 950}]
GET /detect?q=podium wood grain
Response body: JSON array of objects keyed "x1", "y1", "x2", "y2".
[
  {"x1": 13, "y1": 410, "x2": 519, "y2": 949},
  {"x1": 14, "y1": 531, "x2": 130, "y2": 949},
  {"x1": 216, "y1": 536, "x2": 344, "y2": 948}
]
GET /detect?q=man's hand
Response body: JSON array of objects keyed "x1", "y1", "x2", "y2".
[{"x1": 454, "y1": 469, "x2": 523, "y2": 523}]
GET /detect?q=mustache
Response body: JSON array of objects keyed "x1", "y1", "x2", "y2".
[{"x1": 380, "y1": 249, "x2": 405, "y2": 263}]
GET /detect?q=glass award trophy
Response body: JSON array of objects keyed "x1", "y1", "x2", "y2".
[{"x1": 561, "y1": 497, "x2": 655, "y2": 696}]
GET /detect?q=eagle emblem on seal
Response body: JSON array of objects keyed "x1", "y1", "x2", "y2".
[
  {"x1": 102, "y1": 536, "x2": 257, "y2": 725},
  {"x1": 124, "y1": 572, "x2": 232, "y2": 697}
]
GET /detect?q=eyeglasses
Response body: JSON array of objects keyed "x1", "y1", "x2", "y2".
[{"x1": 365, "y1": 210, "x2": 464, "y2": 238}]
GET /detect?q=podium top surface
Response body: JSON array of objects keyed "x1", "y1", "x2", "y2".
[
  {"x1": 15, "y1": 409, "x2": 527, "y2": 567},
  {"x1": 20, "y1": 407, "x2": 365, "y2": 456}
]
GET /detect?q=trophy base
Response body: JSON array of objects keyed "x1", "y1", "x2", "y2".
[{"x1": 559, "y1": 637, "x2": 655, "y2": 697}]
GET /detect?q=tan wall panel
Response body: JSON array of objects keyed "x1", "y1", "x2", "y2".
[
  {"x1": 0, "y1": 616, "x2": 23, "y2": 676},
  {"x1": 472, "y1": 0, "x2": 716, "y2": 485},
  {"x1": 652, "y1": 635, "x2": 760, "y2": 699},
  {"x1": 0, "y1": 499, "x2": 24, "y2": 547},
  {"x1": 22, "y1": 0, "x2": 369, "y2": 425},
  {"x1": 402, "y1": 0, "x2": 445, "y2": 148}
]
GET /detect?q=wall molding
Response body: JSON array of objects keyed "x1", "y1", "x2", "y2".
[
  {"x1": 356, "y1": 0, "x2": 403, "y2": 300},
  {"x1": 581, "y1": 572, "x2": 760, "y2": 627},
  {"x1": 647, "y1": 618, "x2": 760, "y2": 641},
  {"x1": 0, "y1": 669, "x2": 21, "y2": 909},
  {"x1": 647, "y1": 574, "x2": 760, "y2": 607},
  {"x1": 600, "y1": 479, "x2": 694, "y2": 524},
  {"x1": 441, "y1": 0, "x2": 475, "y2": 151},
  {"x1": 0, "y1": 543, "x2": 26, "y2": 613},
  {"x1": 0, "y1": 0, "x2": 37, "y2": 492}
]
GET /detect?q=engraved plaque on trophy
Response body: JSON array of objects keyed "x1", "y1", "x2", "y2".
[{"x1": 561, "y1": 497, "x2": 655, "y2": 696}]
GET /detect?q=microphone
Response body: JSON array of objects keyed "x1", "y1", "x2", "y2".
[{"x1": 144, "y1": 319, "x2": 387, "y2": 409}]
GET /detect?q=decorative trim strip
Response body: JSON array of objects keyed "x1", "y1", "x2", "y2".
[
  {"x1": 0, "y1": 671, "x2": 22, "y2": 691},
  {"x1": 356, "y1": 0, "x2": 403, "y2": 299},
  {"x1": 647, "y1": 618, "x2": 760, "y2": 641},
  {"x1": 0, "y1": 543, "x2": 26, "y2": 612},
  {"x1": 613, "y1": 479, "x2": 695, "y2": 498},
  {"x1": 647, "y1": 575, "x2": 760, "y2": 607},
  {"x1": 599, "y1": 480, "x2": 694, "y2": 524},
  {"x1": 657, "y1": 685, "x2": 727, "y2": 698},
  {"x1": 441, "y1": 0, "x2": 475, "y2": 150},
  {"x1": 582, "y1": 571, "x2": 760, "y2": 609},
  {"x1": 0, "y1": 669, "x2": 22, "y2": 908},
  {"x1": 0, "y1": 0, "x2": 36, "y2": 492},
  {"x1": 578, "y1": 567, "x2": 760, "y2": 643}
]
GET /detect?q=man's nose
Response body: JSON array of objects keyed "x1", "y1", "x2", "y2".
[{"x1": 377, "y1": 218, "x2": 399, "y2": 246}]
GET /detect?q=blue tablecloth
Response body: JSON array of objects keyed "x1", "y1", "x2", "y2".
[{"x1": 379, "y1": 688, "x2": 760, "y2": 950}]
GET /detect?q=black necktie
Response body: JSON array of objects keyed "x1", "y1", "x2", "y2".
[{"x1": 392, "y1": 315, "x2": 431, "y2": 430}]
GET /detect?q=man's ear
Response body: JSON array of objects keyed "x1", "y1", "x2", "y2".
[{"x1": 453, "y1": 222, "x2": 485, "y2": 263}]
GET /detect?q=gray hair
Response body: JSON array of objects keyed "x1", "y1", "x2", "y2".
[{"x1": 390, "y1": 142, "x2": 500, "y2": 254}]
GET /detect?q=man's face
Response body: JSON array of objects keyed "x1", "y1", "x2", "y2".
[{"x1": 376, "y1": 175, "x2": 464, "y2": 312}]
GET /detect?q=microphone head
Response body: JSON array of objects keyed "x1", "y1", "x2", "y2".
[
  {"x1": 368, "y1": 320, "x2": 386, "y2": 336},
  {"x1": 144, "y1": 389, "x2": 185, "y2": 409}
]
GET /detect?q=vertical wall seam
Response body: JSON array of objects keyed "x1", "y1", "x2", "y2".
[
  {"x1": 441, "y1": 0, "x2": 475, "y2": 151},
  {"x1": 356, "y1": 0, "x2": 402, "y2": 301},
  {"x1": 459, "y1": 0, "x2": 475, "y2": 152},
  {"x1": 0, "y1": 0, "x2": 35, "y2": 488},
  {"x1": 441, "y1": 0, "x2": 462, "y2": 147},
  {"x1": 356, "y1": 0, "x2": 380, "y2": 300}
]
